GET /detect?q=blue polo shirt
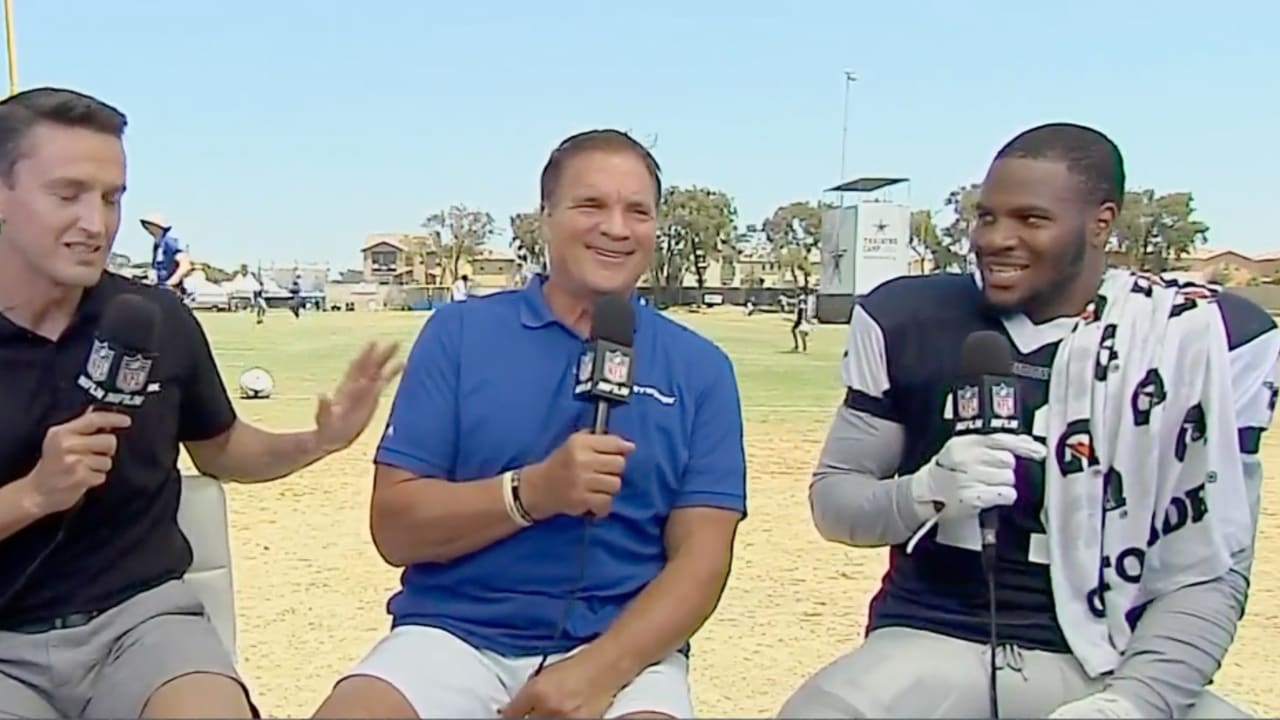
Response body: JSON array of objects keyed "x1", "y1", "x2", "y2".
[
  {"x1": 375, "y1": 274, "x2": 747, "y2": 657},
  {"x1": 151, "y1": 231, "x2": 184, "y2": 285}
]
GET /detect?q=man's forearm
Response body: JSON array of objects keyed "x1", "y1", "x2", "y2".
[
  {"x1": 1106, "y1": 454, "x2": 1260, "y2": 718},
  {"x1": 372, "y1": 473, "x2": 522, "y2": 566},
  {"x1": 579, "y1": 540, "x2": 731, "y2": 686},
  {"x1": 0, "y1": 476, "x2": 47, "y2": 542},
  {"x1": 186, "y1": 421, "x2": 327, "y2": 483},
  {"x1": 810, "y1": 405, "x2": 933, "y2": 547},
  {"x1": 168, "y1": 255, "x2": 193, "y2": 286},
  {"x1": 1106, "y1": 560, "x2": 1248, "y2": 717}
]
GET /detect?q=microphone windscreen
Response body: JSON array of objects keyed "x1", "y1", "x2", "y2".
[
  {"x1": 590, "y1": 294, "x2": 635, "y2": 348},
  {"x1": 99, "y1": 294, "x2": 162, "y2": 355},
  {"x1": 959, "y1": 330, "x2": 1014, "y2": 377}
]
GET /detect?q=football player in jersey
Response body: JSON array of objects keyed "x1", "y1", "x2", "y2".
[{"x1": 778, "y1": 123, "x2": 1279, "y2": 718}]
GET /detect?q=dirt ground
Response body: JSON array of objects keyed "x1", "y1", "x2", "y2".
[{"x1": 219, "y1": 407, "x2": 1280, "y2": 717}]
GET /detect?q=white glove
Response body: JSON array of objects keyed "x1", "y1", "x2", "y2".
[
  {"x1": 910, "y1": 433, "x2": 1047, "y2": 518},
  {"x1": 1048, "y1": 691, "x2": 1145, "y2": 718}
]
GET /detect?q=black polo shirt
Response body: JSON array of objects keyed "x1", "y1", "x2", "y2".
[{"x1": 0, "y1": 272, "x2": 237, "y2": 627}]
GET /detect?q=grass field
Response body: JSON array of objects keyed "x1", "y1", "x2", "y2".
[{"x1": 192, "y1": 307, "x2": 1280, "y2": 717}]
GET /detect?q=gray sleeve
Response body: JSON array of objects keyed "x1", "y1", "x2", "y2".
[
  {"x1": 1105, "y1": 455, "x2": 1259, "y2": 718},
  {"x1": 1105, "y1": 331, "x2": 1279, "y2": 717},
  {"x1": 809, "y1": 405, "x2": 937, "y2": 548}
]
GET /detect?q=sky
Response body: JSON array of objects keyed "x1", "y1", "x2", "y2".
[{"x1": 15, "y1": 1, "x2": 1279, "y2": 270}]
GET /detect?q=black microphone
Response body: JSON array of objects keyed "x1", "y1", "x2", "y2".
[
  {"x1": 77, "y1": 293, "x2": 162, "y2": 413},
  {"x1": 956, "y1": 330, "x2": 1021, "y2": 553},
  {"x1": 574, "y1": 294, "x2": 636, "y2": 434},
  {"x1": 956, "y1": 329, "x2": 1020, "y2": 720}
]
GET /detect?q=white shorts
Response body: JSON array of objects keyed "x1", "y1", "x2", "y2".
[{"x1": 343, "y1": 625, "x2": 694, "y2": 718}]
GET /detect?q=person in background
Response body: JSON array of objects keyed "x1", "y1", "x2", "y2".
[
  {"x1": 253, "y1": 277, "x2": 267, "y2": 324},
  {"x1": 140, "y1": 212, "x2": 191, "y2": 296},
  {"x1": 451, "y1": 273, "x2": 470, "y2": 303},
  {"x1": 790, "y1": 287, "x2": 814, "y2": 352},
  {"x1": 289, "y1": 271, "x2": 303, "y2": 318}
]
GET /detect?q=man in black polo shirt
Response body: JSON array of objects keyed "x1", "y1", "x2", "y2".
[{"x1": 0, "y1": 88, "x2": 400, "y2": 718}]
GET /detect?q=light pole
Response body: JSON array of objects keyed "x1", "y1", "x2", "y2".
[
  {"x1": 838, "y1": 70, "x2": 857, "y2": 182},
  {"x1": 2, "y1": 0, "x2": 15, "y2": 96}
]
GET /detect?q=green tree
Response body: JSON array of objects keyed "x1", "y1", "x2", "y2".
[
  {"x1": 937, "y1": 183, "x2": 981, "y2": 272},
  {"x1": 908, "y1": 209, "x2": 964, "y2": 273},
  {"x1": 763, "y1": 201, "x2": 824, "y2": 289},
  {"x1": 1113, "y1": 190, "x2": 1209, "y2": 272},
  {"x1": 422, "y1": 204, "x2": 496, "y2": 284},
  {"x1": 199, "y1": 263, "x2": 234, "y2": 283},
  {"x1": 509, "y1": 211, "x2": 544, "y2": 274},
  {"x1": 652, "y1": 185, "x2": 738, "y2": 302}
]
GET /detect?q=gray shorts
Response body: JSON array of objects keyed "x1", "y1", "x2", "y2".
[
  {"x1": 0, "y1": 578, "x2": 246, "y2": 718},
  {"x1": 777, "y1": 626, "x2": 1253, "y2": 719}
]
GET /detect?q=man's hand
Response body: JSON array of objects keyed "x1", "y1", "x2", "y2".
[
  {"x1": 911, "y1": 433, "x2": 1046, "y2": 517},
  {"x1": 520, "y1": 431, "x2": 636, "y2": 520},
  {"x1": 26, "y1": 408, "x2": 132, "y2": 515},
  {"x1": 313, "y1": 341, "x2": 403, "y2": 454},
  {"x1": 500, "y1": 652, "x2": 623, "y2": 719}
]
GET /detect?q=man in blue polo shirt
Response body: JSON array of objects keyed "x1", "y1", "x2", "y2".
[
  {"x1": 140, "y1": 212, "x2": 191, "y2": 295},
  {"x1": 313, "y1": 129, "x2": 747, "y2": 719}
]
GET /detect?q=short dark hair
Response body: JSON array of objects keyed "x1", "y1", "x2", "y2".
[
  {"x1": 539, "y1": 129, "x2": 662, "y2": 208},
  {"x1": 0, "y1": 87, "x2": 127, "y2": 181},
  {"x1": 994, "y1": 122, "x2": 1125, "y2": 209}
]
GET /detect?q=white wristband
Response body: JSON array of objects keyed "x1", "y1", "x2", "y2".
[{"x1": 501, "y1": 470, "x2": 533, "y2": 528}]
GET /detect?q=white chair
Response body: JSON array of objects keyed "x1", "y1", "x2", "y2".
[{"x1": 177, "y1": 474, "x2": 238, "y2": 663}]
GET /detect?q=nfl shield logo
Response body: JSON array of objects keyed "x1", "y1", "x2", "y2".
[
  {"x1": 86, "y1": 340, "x2": 114, "y2": 383},
  {"x1": 603, "y1": 350, "x2": 630, "y2": 384},
  {"x1": 956, "y1": 385, "x2": 979, "y2": 420},
  {"x1": 991, "y1": 383, "x2": 1017, "y2": 418},
  {"x1": 577, "y1": 349, "x2": 594, "y2": 382},
  {"x1": 115, "y1": 354, "x2": 153, "y2": 393}
]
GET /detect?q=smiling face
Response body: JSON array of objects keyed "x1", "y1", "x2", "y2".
[
  {"x1": 541, "y1": 148, "x2": 657, "y2": 296},
  {"x1": 0, "y1": 122, "x2": 126, "y2": 289},
  {"x1": 972, "y1": 156, "x2": 1115, "y2": 319}
]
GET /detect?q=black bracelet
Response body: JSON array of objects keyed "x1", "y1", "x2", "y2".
[{"x1": 510, "y1": 470, "x2": 536, "y2": 524}]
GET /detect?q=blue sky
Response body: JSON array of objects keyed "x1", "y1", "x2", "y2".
[{"x1": 16, "y1": 1, "x2": 1277, "y2": 269}]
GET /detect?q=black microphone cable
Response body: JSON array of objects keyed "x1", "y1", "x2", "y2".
[
  {"x1": 531, "y1": 518, "x2": 592, "y2": 677},
  {"x1": 0, "y1": 499, "x2": 84, "y2": 616},
  {"x1": 981, "y1": 519, "x2": 1001, "y2": 719},
  {"x1": 530, "y1": 292, "x2": 633, "y2": 677}
]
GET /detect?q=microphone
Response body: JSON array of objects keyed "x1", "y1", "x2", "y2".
[
  {"x1": 956, "y1": 329, "x2": 1020, "y2": 720},
  {"x1": 574, "y1": 294, "x2": 636, "y2": 434},
  {"x1": 956, "y1": 330, "x2": 1021, "y2": 556},
  {"x1": 77, "y1": 293, "x2": 162, "y2": 413}
]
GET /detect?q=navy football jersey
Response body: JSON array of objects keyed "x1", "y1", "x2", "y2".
[{"x1": 840, "y1": 273, "x2": 1279, "y2": 651}]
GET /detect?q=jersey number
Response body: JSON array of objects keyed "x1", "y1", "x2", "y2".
[{"x1": 935, "y1": 396, "x2": 1050, "y2": 564}]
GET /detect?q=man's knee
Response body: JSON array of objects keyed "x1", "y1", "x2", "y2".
[
  {"x1": 88, "y1": 603, "x2": 248, "y2": 718},
  {"x1": 778, "y1": 682, "x2": 868, "y2": 719},
  {"x1": 604, "y1": 652, "x2": 693, "y2": 719},
  {"x1": 779, "y1": 629, "x2": 990, "y2": 719},
  {"x1": 313, "y1": 675, "x2": 416, "y2": 719},
  {"x1": 141, "y1": 672, "x2": 252, "y2": 719},
  {"x1": 0, "y1": 673, "x2": 57, "y2": 720},
  {"x1": 1186, "y1": 689, "x2": 1255, "y2": 719}
]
